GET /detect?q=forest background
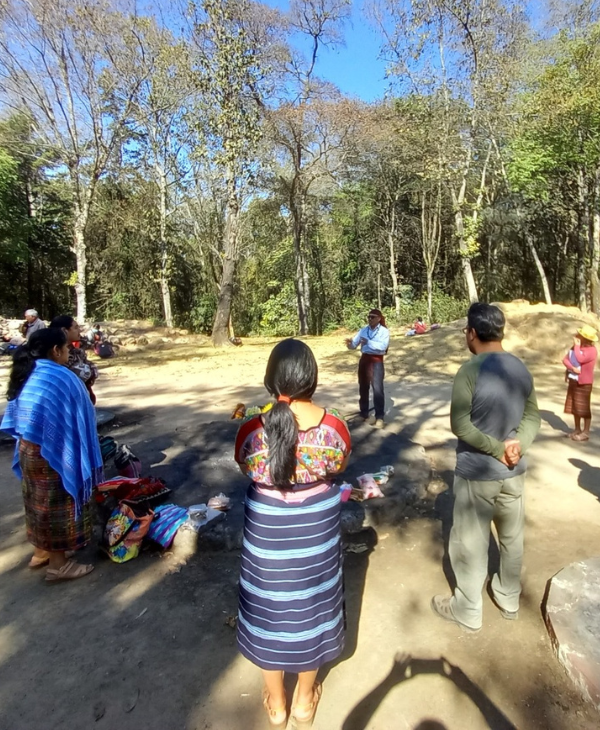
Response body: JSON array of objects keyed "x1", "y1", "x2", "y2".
[{"x1": 0, "y1": 0, "x2": 599, "y2": 345}]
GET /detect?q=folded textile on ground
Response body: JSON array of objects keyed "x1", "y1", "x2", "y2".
[
  {"x1": 96, "y1": 476, "x2": 170, "y2": 505},
  {"x1": 147, "y1": 503, "x2": 189, "y2": 548}
]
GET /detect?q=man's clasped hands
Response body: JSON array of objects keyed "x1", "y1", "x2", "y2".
[{"x1": 500, "y1": 438, "x2": 521, "y2": 467}]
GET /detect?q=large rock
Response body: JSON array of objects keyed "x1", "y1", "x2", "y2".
[{"x1": 544, "y1": 557, "x2": 600, "y2": 710}]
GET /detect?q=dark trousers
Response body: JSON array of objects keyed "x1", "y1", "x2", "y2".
[{"x1": 358, "y1": 355, "x2": 385, "y2": 419}]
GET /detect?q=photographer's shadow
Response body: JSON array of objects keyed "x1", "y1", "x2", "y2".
[{"x1": 342, "y1": 652, "x2": 517, "y2": 730}]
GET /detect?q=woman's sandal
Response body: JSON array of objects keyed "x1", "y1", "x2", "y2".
[
  {"x1": 29, "y1": 549, "x2": 75, "y2": 569},
  {"x1": 262, "y1": 689, "x2": 287, "y2": 730},
  {"x1": 45, "y1": 560, "x2": 94, "y2": 583},
  {"x1": 571, "y1": 432, "x2": 590, "y2": 442},
  {"x1": 28, "y1": 553, "x2": 50, "y2": 569},
  {"x1": 291, "y1": 683, "x2": 322, "y2": 729}
]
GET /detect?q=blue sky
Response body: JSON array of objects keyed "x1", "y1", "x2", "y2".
[
  {"x1": 261, "y1": 0, "x2": 551, "y2": 103},
  {"x1": 264, "y1": 0, "x2": 390, "y2": 102}
]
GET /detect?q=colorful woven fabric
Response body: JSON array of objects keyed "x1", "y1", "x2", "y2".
[
  {"x1": 234, "y1": 409, "x2": 351, "y2": 672},
  {"x1": 96, "y1": 476, "x2": 170, "y2": 505},
  {"x1": 104, "y1": 502, "x2": 153, "y2": 563},
  {"x1": 147, "y1": 504, "x2": 188, "y2": 548},
  {"x1": 19, "y1": 439, "x2": 91, "y2": 552},
  {"x1": 235, "y1": 409, "x2": 351, "y2": 487},
  {"x1": 67, "y1": 344, "x2": 98, "y2": 383},
  {"x1": 564, "y1": 380, "x2": 593, "y2": 418},
  {"x1": 1, "y1": 359, "x2": 103, "y2": 516}
]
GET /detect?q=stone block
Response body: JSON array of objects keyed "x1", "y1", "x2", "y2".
[{"x1": 544, "y1": 557, "x2": 600, "y2": 710}]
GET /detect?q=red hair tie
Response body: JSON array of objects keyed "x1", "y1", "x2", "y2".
[{"x1": 277, "y1": 395, "x2": 291, "y2": 404}]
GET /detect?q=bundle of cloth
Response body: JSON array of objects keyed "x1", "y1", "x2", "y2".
[{"x1": 97, "y1": 476, "x2": 190, "y2": 562}]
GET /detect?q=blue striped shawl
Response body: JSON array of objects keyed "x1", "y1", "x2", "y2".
[{"x1": 1, "y1": 359, "x2": 104, "y2": 515}]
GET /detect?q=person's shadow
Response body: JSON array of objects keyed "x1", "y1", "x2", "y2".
[
  {"x1": 569, "y1": 458, "x2": 600, "y2": 500},
  {"x1": 342, "y1": 652, "x2": 517, "y2": 730},
  {"x1": 282, "y1": 528, "x2": 378, "y2": 701},
  {"x1": 539, "y1": 409, "x2": 570, "y2": 434}
]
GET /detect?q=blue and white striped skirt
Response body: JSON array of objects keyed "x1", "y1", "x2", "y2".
[{"x1": 237, "y1": 483, "x2": 345, "y2": 672}]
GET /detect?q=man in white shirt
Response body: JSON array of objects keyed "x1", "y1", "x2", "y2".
[{"x1": 345, "y1": 309, "x2": 390, "y2": 428}]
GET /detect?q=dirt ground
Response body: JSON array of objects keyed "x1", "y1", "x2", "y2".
[{"x1": 1, "y1": 303, "x2": 600, "y2": 730}]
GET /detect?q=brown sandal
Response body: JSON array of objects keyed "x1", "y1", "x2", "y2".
[
  {"x1": 45, "y1": 560, "x2": 94, "y2": 582},
  {"x1": 29, "y1": 549, "x2": 75, "y2": 569},
  {"x1": 262, "y1": 690, "x2": 287, "y2": 730},
  {"x1": 291, "y1": 683, "x2": 322, "y2": 729},
  {"x1": 29, "y1": 553, "x2": 50, "y2": 569}
]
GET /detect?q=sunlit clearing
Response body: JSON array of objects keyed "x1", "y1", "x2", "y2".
[{"x1": 104, "y1": 564, "x2": 166, "y2": 611}]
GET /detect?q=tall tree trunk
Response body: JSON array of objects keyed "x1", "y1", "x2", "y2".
[
  {"x1": 526, "y1": 235, "x2": 552, "y2": 304},
  {"x1": 387, "y1": 206, "x2": 401, "y2": 319},
  {"x1": 590, "y1": 169, "x2": 600, "y2": 314},
  {"x1": 72, "y1": 202, "x2": 88, "y2": 321},
  {"x1": 451, "y1": 189, "x2": 478, "y2": 302},
  {"x1": 157, "y1": 164, "x2": 173, "y2": 327},
  {"x1": 515, "y1": 206, "x2": 553, "y2": 306},
  {"x1": 212, "y1": 174, "x2": 239, "y2": 346},
  {"x1": 577, "y1": 167, "x2": 588, "y2": 312},
  {"x1": 421, "y1": 187, "x2": 442, "y2": 322},
  {"x1": 292, "y1": 194, "x2": 310, "y2": 335},
  {"x1": 426, "y1": 270, "x2": 433, "y2": 322}
]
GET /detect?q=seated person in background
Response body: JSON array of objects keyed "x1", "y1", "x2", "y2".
[
  {"x1": 406, "y1": 316, "x2": 429, "y2": 336},
  {"x1": 50, "y1": 316, "x2": 99, "y2": 404},
  {"x1": 21, "y1": 309, "x2": 46, "y2": 340},
  {"x1": 414, "y1": 316, "x2": 428, "y2": 335},
  {"x1": 405, "y1": 316, "x2": 441, "y2": 336}
]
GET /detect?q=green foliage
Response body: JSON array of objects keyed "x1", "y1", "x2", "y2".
[
  {"x1": 189, "y1": 294, "x2": 218, "y2": 334},
  {"x1": 0, "y1": 147, "x2": 27, "y2": 264},
  {"x1": 258, "y1": 282, "x2": 297, "y2": 337},
  {"x1": 340, "y1": 298, "x2": 382, "y2": 331},
  {"x1": 408, "y1": 291, "x2": 469, "y2": 325}
]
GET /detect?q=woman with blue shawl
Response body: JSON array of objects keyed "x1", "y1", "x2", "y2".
[{"x1": 1, "y1": 328, "x2": 104, "y2": 581}]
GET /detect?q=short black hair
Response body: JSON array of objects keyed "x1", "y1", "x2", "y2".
[
  {"x1": 50, "y1": 315, "x2": 75, "y2": 330},
  {"x1": 467, "y1": 303, "x2": 505, "y2": 342},
  {"x1": 7, "y1": 328, "x2": 67, "y2": 400}
]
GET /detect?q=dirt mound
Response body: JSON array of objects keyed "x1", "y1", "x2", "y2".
[
  {"x1": 499, "y1": 302, "x2": 600, "y2": 363},
  {"x1": 382, "y1": 301, "x2": 600, "y2": 380}
]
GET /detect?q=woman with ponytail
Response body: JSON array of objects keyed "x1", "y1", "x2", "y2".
[
  {"x1": 1, "y1": 329, "x2": 103, "y2": 580},
  {"x1": 234, "y1": 339, "x2": 351, "y2": 729}
]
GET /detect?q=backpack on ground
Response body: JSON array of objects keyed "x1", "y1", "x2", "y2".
[{"x1": 94, "y1": 341, "x2": 114, "y2": 359}]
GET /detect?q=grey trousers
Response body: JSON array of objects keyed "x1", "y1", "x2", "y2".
[{"x1": 449, "y1": 473, "x2": 526, "y2": 629}]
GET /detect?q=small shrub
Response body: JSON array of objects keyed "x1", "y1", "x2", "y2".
[{"x1": 189, "y1": 294, "x2": 217, "y2": 334}]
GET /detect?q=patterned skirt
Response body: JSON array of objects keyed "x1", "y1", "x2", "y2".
[
  {"x1": 564, "y1": 381, "x2": 593, "y2": 419},
  {"x1": 237, "y1": 483, "x2": 345, "y2": 673},
  {"x1": 19, "y1": 439, "x2": 91, "y2": 552}
]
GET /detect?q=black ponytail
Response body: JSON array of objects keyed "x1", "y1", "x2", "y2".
[
  {"x1": 264, "y1": 402, "x2": 299, "y2": 488},
  {"x1": 7, "y1": 328, "x2": 67, "y2": 401},
  {"x1": 263, "y1": 339, "x2": 318, "y2": 489}
]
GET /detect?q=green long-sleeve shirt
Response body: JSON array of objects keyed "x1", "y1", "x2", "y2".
[{"x1": 450, "y1": 351, "x2": 541, "y2": 480}]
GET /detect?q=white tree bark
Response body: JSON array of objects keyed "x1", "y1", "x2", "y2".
[{"x1": 156, "y1": 162, "x2": 173, "y2": 328}]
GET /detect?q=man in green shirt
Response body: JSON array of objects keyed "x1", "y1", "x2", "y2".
[{"x1": 432, "y1": 303, "x2": 540, "y2": 632}]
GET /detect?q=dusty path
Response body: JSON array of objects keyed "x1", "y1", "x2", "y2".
[{"x1": 1, "y1": 326, "x2": 600, "y2": 730}]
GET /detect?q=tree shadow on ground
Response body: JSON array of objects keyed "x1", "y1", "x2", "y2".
[
  {"x1": 341, "y1": 652, "x2": 517, "y2": 730},
  {"x1": 0, "y1": 391, "x2": 423, "y2": 729},
  {"x1": 0, "y1": 372, "x2": 598, "y2": 729}
]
